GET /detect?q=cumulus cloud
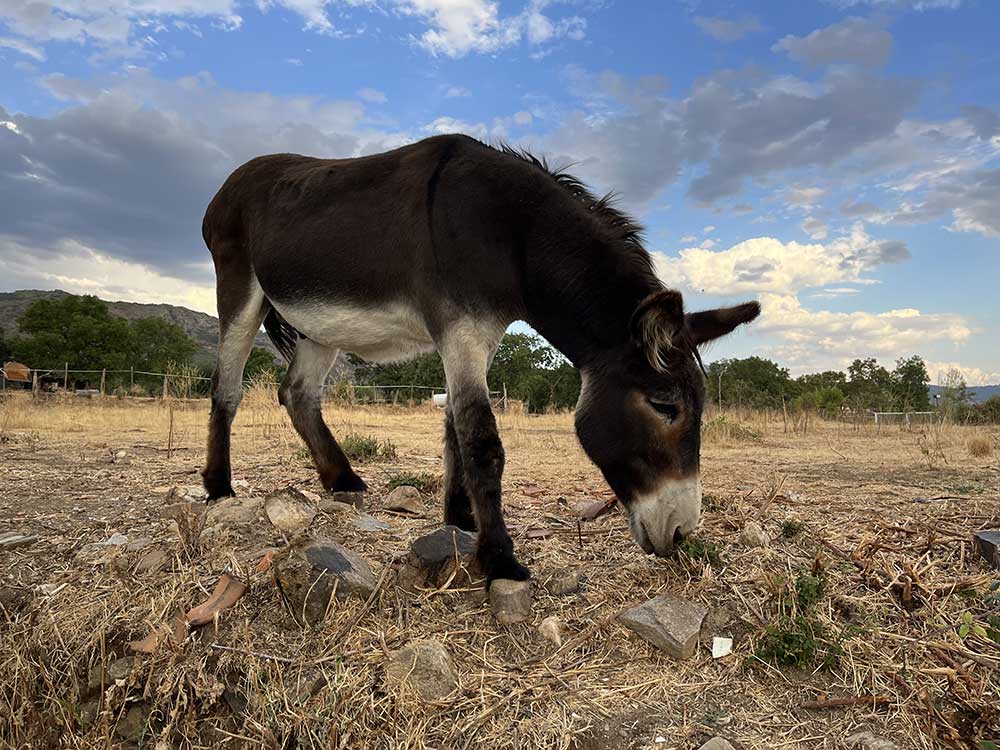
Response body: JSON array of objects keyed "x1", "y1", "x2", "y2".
[
  {"x1": 655, "y1": 224, "x2": 909, "y2": 296},
  {"x1": 445, "y1": 86, "x2": 472, "y2": 98},
  {"x1": 773, "y1": 17, "x2": 893, "y2": 68},
  {"x1": 925, "y1": 362, "x2": 1000, "y2": 387},
  {"x1": 0, "y1": 68, "x2": 407, "y2": 283},
  {"x1": 358, "y1": 87, "x2": 387, "y2": 103},
  {"x1": 693, "y1": 15, "x2": 763, "y2": 42},
  {"x1": 801, "y1": 217, "x2": 828, "y2": 240}
]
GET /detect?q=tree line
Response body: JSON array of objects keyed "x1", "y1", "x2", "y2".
[{"x1": 2, "y1": 293, "x2": 997, "y2": 422}]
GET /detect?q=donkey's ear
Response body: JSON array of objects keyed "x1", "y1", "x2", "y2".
[
  {"x1": 630, "y1": 290, "x2": 685, "y2": 372},
  {"x1": 685, "y1": 301, "x2": 761, "y2": 346}
]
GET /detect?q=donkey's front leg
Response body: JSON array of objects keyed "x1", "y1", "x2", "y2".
[{"x1": 450, "y1": 392, "x2": 529, "y2": 584}]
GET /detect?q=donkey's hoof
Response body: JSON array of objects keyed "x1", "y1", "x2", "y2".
[
  {"x1": 327, "y1": 471, "x2": 368, "y2": 494},
  {"x1": 444, "y1": 508, "x2": 477, "y2": 532},
  {"x1": 202, "y1": 474, "x2": 235, "y2": 501},
  {"x1": 485, "y1": 555, "x2": 531, "y2": 587}
]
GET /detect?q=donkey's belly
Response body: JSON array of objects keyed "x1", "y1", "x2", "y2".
[{"x1": 270, "y1": 299, "x2": 436, "y2": 363}]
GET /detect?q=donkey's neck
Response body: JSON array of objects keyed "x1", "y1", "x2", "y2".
[{"x1": 522, "y1": 231, "x2": 662, "y2": 368}]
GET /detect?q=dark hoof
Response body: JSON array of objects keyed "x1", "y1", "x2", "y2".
[
  {"x1": 202, "y1": 473, "x2": 235, "y2": 501},
  {"x1": 482, "y1": 553, "x2": 531, "y2": 587},
  {"x1": 326, "y1": 471, "x2": 368, "y2": 494}
]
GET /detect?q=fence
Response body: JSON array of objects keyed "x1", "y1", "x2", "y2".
[
  {"x1": 1, "y1": 364, "x2": 509, "y2": 410},
  {"x1": 872, "y1": 411, "x2": 938, "y2": 433}
]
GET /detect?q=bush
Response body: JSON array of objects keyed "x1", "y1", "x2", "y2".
[
  {"x1": 968, "y1": 435, "x2": 993, "y2": 458},
  {"x1": 702, "y1": 415, "x2": 761, "y2": 443},
  {"x1": 386, "y1": 471, "x2": 440, "y2": 494},
  {"x1": 342, "y1": 433, "x2": 397, "y2": 462}
]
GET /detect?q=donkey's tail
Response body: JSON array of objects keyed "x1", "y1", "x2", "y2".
[{"x1": 262, "y1": 303, "x2": 300, "y2": 363}]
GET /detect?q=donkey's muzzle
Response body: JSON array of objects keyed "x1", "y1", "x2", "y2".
[{"x1": 627, "y1": 475, "x2": 702, "y2": 557}]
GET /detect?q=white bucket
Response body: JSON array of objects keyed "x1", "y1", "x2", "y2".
[{"x1": 432, "y1": 393, "x2": 448, "y2": 408}]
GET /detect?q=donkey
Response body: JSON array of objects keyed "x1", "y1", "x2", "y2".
[{"x1": 201, "y1": 134, "x2": 759, "y2": 584}]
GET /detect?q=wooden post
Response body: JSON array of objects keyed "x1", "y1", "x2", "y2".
[
  {"x1": 130, "y1": 366, "x2": 134, "y2": 392},
  {"x1": 100, "y1": 369, "x2": 106, "y2": 397},
  {"x1": 32, "y1": 371, "x2": 39, "y2": 398},
  {"x1": 162, "y1": 375, "x2": 169, "y2": 400},
  {"x1": 502, "y1": 382, "x2": 508, "y2": 412},
  {"x1": 63, "y1": 362, "x2": 69, "y2": 391}
]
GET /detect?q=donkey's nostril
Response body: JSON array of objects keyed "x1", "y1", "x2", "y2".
[{"x1": 673, "y1": 526, "x2": 686, "y2": 545}]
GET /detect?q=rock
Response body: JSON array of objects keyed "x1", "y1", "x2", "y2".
[
  {"x1": 0, "y1": 531, "x2": 38, "y2": 550},
  {"x1": 538, "y1": 615, "x2": 563, "y2": 647},
  {"x1": 711, "y1": 637, "x2": 733, "y2": 659},
  {"x1": 0, "y1": 586, "x2": 30, "y2": 618},
  {"x1": 125, "y1": 536, "x2": 153, "y2": 552},
  {"x1": 354, "y1": 513, "x2": 390, "y2": 532},
  {"x1": 107, "y1": 656, "x2": 135, "y2": 682},
  {"x1": 398, "y1": 526, "x2": 480, "y2": 592},
  {"x1": 264, "y1": 487, "x2": 316, "y2": 534},
  {"x1": 102, "y1": 532, "x2": 129, "y2": 546},
  {"x1": 844, "y1": 730, "x2": 899, "y2": 750},
  {"x1": 698, "y1": 739, "x2": 735, "y2": 750},
  {"x1": 76, "y1": 534, "x2": 129, "y2": 565},
  {"x1": 739, "y1": 520, "x2": 768, "y2": 548},
  {"x1": 75, "y1": 699, "x2": 100, "y2": 728},
  {"x1": 618, "y1": 594, "x2": 708, "y2": 660},
  {"x1": 973, "y1": 530, "x2": 1000, "y2": 569},
  {"x1": 275, "y1": 539, "x2": 377, "y2": 625},
  {"x1": 386, "y1": 640, "x2": 459, "y2": 702},
  {"x1": 113, "y1": 450, "x2": 130, "y2": 464},
  {"x1": 490, "y1": 579, "x2": 532, "y2": 624},
  {"x1": 135, "y1": 549, "x2": 170, "y2": 574},
  {"x1": 166, "y1": 485, "x2": 206, "y2": 502},
  {"x1": 544, "y1": 569, "x2": 581, "y2": 596},
  {"x1": 114, "y1": 704, "x2": 149, "y2": 741},
  {"x1": 197, "y1": 495, "x2": 261, "y2": 547},
  {"x1": 384, "y1": 486, "x2": 424, "y2": 514},
  {"x1": 330, "y1": 491, "x2": 364, "y2": 509}
]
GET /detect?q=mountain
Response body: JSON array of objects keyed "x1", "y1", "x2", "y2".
[{"x1": 929, "y1": 384, "x2": 1000, "y2": 405}]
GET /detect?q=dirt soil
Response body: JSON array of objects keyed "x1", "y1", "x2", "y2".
[{"x1": 1, "y1": 392, "x2": 998, "y2": 750}]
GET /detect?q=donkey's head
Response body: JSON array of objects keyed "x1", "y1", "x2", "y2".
[{"x1": 574, "y1": 290, "x2": 760, "y2": 556}]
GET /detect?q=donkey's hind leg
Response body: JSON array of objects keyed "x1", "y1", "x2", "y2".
[
  {"x1": 279, "y1": 338, "x2": 367, "y2": 493},
  {"x1": 203, "y1": 282, "x2": 266, "y2": 500},
  {"x1": 443, "y1": 408, "x2": 476, "y2": 531}
]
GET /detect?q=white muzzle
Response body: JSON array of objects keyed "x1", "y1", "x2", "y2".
[{"x1": 628, "y1": 475, "x2": 702, "y2": 556}]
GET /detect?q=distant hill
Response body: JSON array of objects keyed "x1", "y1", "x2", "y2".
[
  {"x1": 929, "y1": 384, "x2": 1000, "y2": 405},
  {"x1": 0, "y1": 289, "x2": 352, "y2": 380}
]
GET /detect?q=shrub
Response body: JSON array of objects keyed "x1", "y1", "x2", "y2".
[
  {"x1": 342, "y1": 433, "x2": 397, "y2": 462},
  {"x1": 968, "y1": 435, "x2": 993, "y2": 458},
  {"x1": 386, "y1": 471, "x2": 440, "y2": 494},
  {"x1": 701, "y1": 415, "x2": 761, "y2": 444}
]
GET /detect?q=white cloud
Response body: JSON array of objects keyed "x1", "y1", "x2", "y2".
[
  {"x1": 773, "y1": 17, "x2": 893, "y2": 68},
  {"x1": 358, "y1": 87, "x2": 387, "y2": 104},
  {"x1": 827, "y1": 0, "x2": 963, "y2": 9},
  {"x1": 656, "y1": 224, "x2": 909, "y2": 296},
  {"x1": 445, "y1": 86, "x2": 471, "y2": 98},
  {"x1": 785, "y1": 186, "x2": 826, "y2": 207},
  {"x1": 680, "y1": 234, "x2": 697, "y2": 243},
  {"x1": 702, "y1": 225, "x2": 715, "y2": 234},
  {"x1": 0, "y1": 35, "x2": 45, "y2": 60},
  {"x1": 801, "y1": 217, "x2": 828, "y2": 240},
  {"x1": 693, "y1": 15, "x2": 763, "y2": 42},
  {"x1": 700, "y1": 238, "x2": 716, "y2": 249},
  {"x1": 925, "y1": 362, "x2": 1000, "y2": 387}
]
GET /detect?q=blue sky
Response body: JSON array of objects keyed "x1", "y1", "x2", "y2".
[{"x1": 1, "y1": 0, "x2": 998, "y2": 383}]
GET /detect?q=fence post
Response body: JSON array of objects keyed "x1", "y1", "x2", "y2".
[
  {"x1": 502, "y1": 383, "x2": 508, "y2": 412},
  {"x1": 130, "y1": 366, "x2": 134, "y2": 392},
  {"x1": 162, "y1": 375, "x2": 169, "y2": 400},
  {"x1": 32, "y1": 371, "x2": 38, "y2": 397},
  {"x1": 64, "y1": 362, "x2": 68, "y2": 391},
  {"x1": 100, "y1": 369, "x2": 106, "y2": 397}
]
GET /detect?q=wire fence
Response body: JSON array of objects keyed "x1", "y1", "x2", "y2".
[{"x1": 1, "y1": 363, "x2": 508, "y2": 409}]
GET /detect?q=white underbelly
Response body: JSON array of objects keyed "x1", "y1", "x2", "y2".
[{"x1": 271, "y1": 299, "x2": 436, "y2": 363}]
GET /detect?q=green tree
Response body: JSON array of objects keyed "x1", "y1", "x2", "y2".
[
  {"x1": 938, "y1": 368, "x2": 973, "y2": 421},
  {"x1": 11, "y1": 295, "x2": 134, "y2": 371},
  {"x1": 891, "y1": 355, "x2": 930, "y2": 411},
  {"x1": 0, "y1": 331, "x2": 10, "y2": 362},
  {"x1": 977, "y1": 396, "x2": 1000, "y2": 424},
  {"x1": 845, "y1": 358, "x2": 893, "y2": 411},
  {"x1": 130, "y1": 317, "x2": 198, "y2": 373},
  {"x1": 707, "y1": 356, "x2": 793, "y2": 409},
  {"x1": 244, "y1": 347, "x2": 286, "y2": 380},
  {"x1": 796, "y1": 370, "x2": 847, "y2": 393}
]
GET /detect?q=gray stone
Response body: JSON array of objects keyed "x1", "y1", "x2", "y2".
[
  {"x1": 739, "y1": 520, "x2": 768, "y2": 548},
  {"x1": 276, "y1": 539, "x2": 377, "y2": 625},
  {"x1": 538, "y1": 615, "x2": 562, "y2": 647},
  {"x1": 544, "y1": 569, "x2": 581, "y2": 596},
  {"x1": 384, "y1": 486, "x2": 424, "y2": 514},
  {"x1": 114, "y1": 704, "x2": 149, "y2": 741},
  {"x1": 354, "y1": 513, "x2": 390, "y2": 532},
  {"x1": 135, "y1": 549, "x2": 170, "y2": 574},
  {"x1": 264, "y1": 487, "x2": 316, "y2": 534},
  {"x1": 125, "y1": 536, "x2": 153, "y2": 552},
  {"x1": 973, "y1": 530, "x2": 1000, "y2": 568},
  {"x1": 386, "y1": 640, "x2": 458, "y2": 702},
  {"x1": 107, "y1": 656, "x2": 135, "y2": 682},
  {"x1": 75, "y1": 699, "x2": 100, "y2": 728},
  {"x1": 330, "y1": 491, "x2": 365, "y2": 509},
  {"x1": 166, "y1": 485, "x2": 206, "y2": 502},
  {"x1": 490, "y1": 579, "x2": 532, "y2": 624},
  {"x1": 398, "y1": 526, "x2": 480, "y2": 592},
  {"x1": 0, "y1": 531, "x2": 38, "y2": 550},
  {"x1": 197, "y1": 495, "x2": 261, "y2": 547},
  {"x1": 618, "y1": 594, "x2": 708, "y2": 660},
  {"x1": 699, "y1": 739, "x2": 735, "y2": 750},
  {"x1": 844, "y1": 731, "x2": 899, "y2": 750}
]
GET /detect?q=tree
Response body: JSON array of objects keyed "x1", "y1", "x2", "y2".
[
  {"x1": 938, "y1": 368, "x2": 973, "y2": 421},
  {"x1": 845, "y1": 358, "x2": 893, "y2": 411},
  {"x1": 891, "y1": 355, "x2": 930, "y2": 411},
  {"x1": 796, "y1": 370, "x2": 847, "y2": 393},
  {"x1": 11, "y1": 295, "x2": 134, "y2": 371},
  {"x1": 0, "y1": 331, "x2": 10, "y2": 362},
  {"x1": 130, "y1": 317, "x2": 198, "y2": 373},
  {"x1": 707, "y1": 357, "x2": 792, "y2": 409},
  {"x1": 245, "y1": 347, "x2": 286, "y2": 380}
]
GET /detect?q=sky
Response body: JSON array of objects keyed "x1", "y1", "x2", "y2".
[{"x1": 1, "y1": 0, "x2": 998, "y2": 384}]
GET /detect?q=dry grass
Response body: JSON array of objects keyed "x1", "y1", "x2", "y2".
[
  {"x1": 1, "y1": 390, "x2": 999, "y2": 749},
  {"x1": 968, "y1": 435, "x2": 993, "y2": 458}
]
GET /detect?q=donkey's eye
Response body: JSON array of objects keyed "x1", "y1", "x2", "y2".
[{"x1": 648, "y1": 400, "x2": 680, "y2": 422}]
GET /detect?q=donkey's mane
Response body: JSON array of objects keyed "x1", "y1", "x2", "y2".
[{"x1": 495, "y1": 143, "x2": 647, "y2": 253}]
